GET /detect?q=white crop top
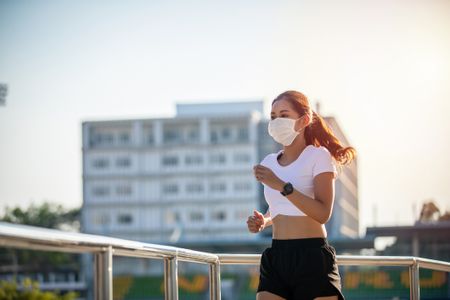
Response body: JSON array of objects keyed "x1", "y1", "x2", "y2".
[{"x1": 260, "y1": 145, "x2": 338, "y2": 218}]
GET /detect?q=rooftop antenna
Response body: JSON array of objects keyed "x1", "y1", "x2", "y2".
[{"x1": 373, "y1": 203, "x2": 377, "y2": 226}]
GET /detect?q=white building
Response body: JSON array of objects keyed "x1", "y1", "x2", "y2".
[{"x1": 81, "y1": 101, "x2": 273, "y2": 245}]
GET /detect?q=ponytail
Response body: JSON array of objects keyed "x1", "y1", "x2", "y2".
[{"x1": 305, "y1": 110, "x2": 356, "y2": 166}]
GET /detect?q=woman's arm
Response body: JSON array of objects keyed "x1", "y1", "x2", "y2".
[{"x1": 283, "y1": 172, "x2": 335, "y2": 224}]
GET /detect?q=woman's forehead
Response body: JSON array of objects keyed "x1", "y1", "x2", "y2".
[{"x1": 271, "y1": 99, "x2": 294, "y2": 113}]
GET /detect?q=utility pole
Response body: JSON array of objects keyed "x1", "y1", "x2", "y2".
[
  {"x1": 0, "y1": 83, "x2": 7, "y2": 106},
  {"x1": 315, "y1": 101, "x2": 321, "y2": 114}
]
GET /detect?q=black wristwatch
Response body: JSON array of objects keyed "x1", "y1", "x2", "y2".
[{"x1": 280, "y1": 182, "x2": 294, "y2": 196}]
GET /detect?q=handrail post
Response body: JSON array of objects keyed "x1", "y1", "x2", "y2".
[
  {"x1": 209, "y1": 261, "x2": 221, "y2": 300},
  {"x1": 409, "y1": 258, "x2": 420, "y2": 300},
  {"x1": 94, "y1": 245, "x2": 113, "y2": 300},
  {"x1": 164, "y1": 257, "x2": 179, "y2": 300}
]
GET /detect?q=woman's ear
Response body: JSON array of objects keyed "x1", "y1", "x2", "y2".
[
  {"x1": 295, "y1": 115, "x2": 310, "y2": 131},
  {"x1": 305, "y1": 114, "x2": 312, "y2": 127}
]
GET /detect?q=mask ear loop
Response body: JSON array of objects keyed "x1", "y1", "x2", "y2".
[
  {"x1": 299, "y1": 110, "x2": 316, "y2": 132},
  {"x1": 294, "y1": 115, "x2": 307, "y2": 133}
]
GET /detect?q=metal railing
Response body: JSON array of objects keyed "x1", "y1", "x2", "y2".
[{"x1": 1, "y1": 222, "x2": 449, "y2": 300}]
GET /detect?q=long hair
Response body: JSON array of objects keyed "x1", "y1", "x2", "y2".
[{"x1": 272, "y1": 90, "x2": 356, "y2": 166}]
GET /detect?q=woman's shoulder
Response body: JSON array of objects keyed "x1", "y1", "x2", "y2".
[
  {"x1": 310, "y1": 145, "x2": 332, "y2": 156},
  {"x1": 308, "y1": 145, "x2": 335, "y2": 165},
  {"x1": 310, "y1": 145, "x2": 339, "y2": 177}
]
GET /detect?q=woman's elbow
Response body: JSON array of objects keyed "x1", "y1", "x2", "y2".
[
  {"x1": 317, "y1": 211, "x2": 332, "y2": 225},
  {"x1": 312, "y1": 199, "x2": 333, "y2": 224}
]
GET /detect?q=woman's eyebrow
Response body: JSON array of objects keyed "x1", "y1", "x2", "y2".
[{"x1": 271, "y1": 109, "x2": 290, "y2": 114}]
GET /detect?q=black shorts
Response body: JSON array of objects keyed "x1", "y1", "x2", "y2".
[{"x1": 257, "y1": 237, "x2": 345, "y2": 300}]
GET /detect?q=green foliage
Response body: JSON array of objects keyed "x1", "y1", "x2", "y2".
[
  {"x1": 0, "y1": 278, "x2": 78, "y2": 300},
  {"x1": 0, "y1": 202, "x2": 81, "y2": 271},
  {"x1": 1, "y1": 202, "x2": 80, "y2": 231}
]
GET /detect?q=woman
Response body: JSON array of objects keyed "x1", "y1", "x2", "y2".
[{"x1": 248, "y1": 90, "x2": 356, "y2": 300}]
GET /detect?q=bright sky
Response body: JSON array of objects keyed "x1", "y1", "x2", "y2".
[{"x1": 1, "y1": 0, "x2": 449, "y2": 236}]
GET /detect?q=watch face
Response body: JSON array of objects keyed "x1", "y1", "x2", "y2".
[
  {"x1": 286, "y1": 183, "x2": 293, "y2": 193},
  {"x1": 282, "y1": 182, "x2": 293, "y2": 195}
]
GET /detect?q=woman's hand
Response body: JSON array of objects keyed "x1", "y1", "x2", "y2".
[
  {"x1": 253, "y1": 164, "x2": 284, "y2": 191},
  {"x1": 247, "y1": 210, "x2": 266, "y2": 233}
]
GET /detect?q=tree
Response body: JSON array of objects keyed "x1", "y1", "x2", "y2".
[
  {"x1": 418, "y1": 200, "x2": 450, "y2": 223},
  {"x1": 0, "y1": 202, "x2": 82, "y2": 286},
  {"x1": 419, "y1": 200, "x2": 440, "y2": 222},
  {"x1": 1, "y1": 202, "x2": 80, "y2": 231}
]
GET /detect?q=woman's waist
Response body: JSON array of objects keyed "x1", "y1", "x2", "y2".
[{"x1": 271, "y1": 215, "x2": 326, "y2": 239}]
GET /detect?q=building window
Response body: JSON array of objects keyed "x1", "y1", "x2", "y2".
[
  {"x1": 92, "y1": 158, "x2": 109, "y2": 169},
  {"x1": 190, "y1": 211, "x2": 204, "y2": 222},
  {"x1": 162, "y1": 156, "x2": 178, "y2": 166},
  {"x1": 117, "y1": 214, "x2": 133, "y2": 224},
  {"x1": 147, "y1": 134, "x2": 154, "y2": 145},
  {"x1": 234, "y1": 153, "x2": 251, "y2": 163},
  {"x1": 185, "y1": 155, "x2": 203, "y2": 165},
  {"x1": 163, "y1": 184, "x2": 179, "y2": 194},
  {"x1": 210, "y1": 182, "x2": 226, "y2": 192},
  {"x1": 163, "y1": 129, "x2": 181, "y2": 144},
  {"x1": 116, "y1": 157, "x2": 131, "y2": 168},
  {"x1": 186, "y1": 183, "x2": 203, "y2": 193},
  {"x1": 210, "y1": 154, "x2": 226, "y2": 164},
  {"x1": 211, "y1": 211, "x2": 226, "y2": 221},
  {"x1": 118, "y1": 132, "x2": 131, "y2": 145},
  {"x1": 104, "y1": 133, "x2": 114, "y2": 144},
  {"x1": 187, "y1": 129, "x2": 199, "y2": 142},
  {"x1": 234, "y1": 181, "x2": 252, "y2": 192},
  {"x1": 221, "y1": 127, "x2": 231, "y2": 140},
  {"x1": 92, "y1": 186, "x2": 110, "y2": 196},
  {"x1": 237, "y1": 127, "x2": 249, "y2": 142},
  {"x1": 116, "y1": 185, "x2": 132, "y2": 195},
  {"x1": 92, "y1": 133, "x2": 114, "y2": 146},
  {"x1": 210, "y1": 131, "x2": 218, "y2": 143},
  {"x1": 143, "y1": 124, "x2": 154, "y2": 145},
  {"x1": 94, "y1": 214, "x2": 111, "y2": 225}
]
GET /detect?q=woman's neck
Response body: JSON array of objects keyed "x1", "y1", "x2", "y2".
[{"x1": 281, "y1": 138, "x2": 308, "y2": 160}]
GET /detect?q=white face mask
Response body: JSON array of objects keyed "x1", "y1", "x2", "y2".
[{"x1": 268, "y1": 117, "x2": 304, "y2": 146}]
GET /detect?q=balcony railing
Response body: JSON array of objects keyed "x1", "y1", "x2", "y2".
[{"x1": 0, "y1": 222, "x2": 449, "y2": 300}]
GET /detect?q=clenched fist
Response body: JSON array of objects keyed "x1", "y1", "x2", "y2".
[
  {"x1": 247, "y1": 210, "x2": 266, "y2": 233},
  {"x1": 253, "y1": 164, "x2": 284, "y2": 192}
]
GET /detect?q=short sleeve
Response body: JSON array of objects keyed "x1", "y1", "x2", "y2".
[{"x1": 312, "y1": 148, "x2": 337, "y2": 178}]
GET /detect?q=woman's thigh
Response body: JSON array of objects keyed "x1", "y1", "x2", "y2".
[{"x1": 256, "y1": 291, "x2": 286, "y2": 300}]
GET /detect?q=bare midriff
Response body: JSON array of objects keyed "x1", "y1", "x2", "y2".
[{"x1": 271, "y1": 214, "x2": 327, "y2": 239}]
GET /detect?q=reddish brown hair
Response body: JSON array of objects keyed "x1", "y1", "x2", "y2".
[{"x1": 272, "y1": 90, "x2": 356, "y2": 166}]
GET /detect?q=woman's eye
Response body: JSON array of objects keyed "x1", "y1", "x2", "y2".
[{"x1": 271, "y1": 115, "x2": 288, "y2": 120}]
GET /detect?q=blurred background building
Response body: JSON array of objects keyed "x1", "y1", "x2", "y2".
[{"x1": 81, "y1": 101, "x2": 265, "y2": 244}]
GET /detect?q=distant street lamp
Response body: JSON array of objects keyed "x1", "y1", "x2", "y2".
[{"x1": 0, "y1": 83, "x2": 7, "y2": 106}]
